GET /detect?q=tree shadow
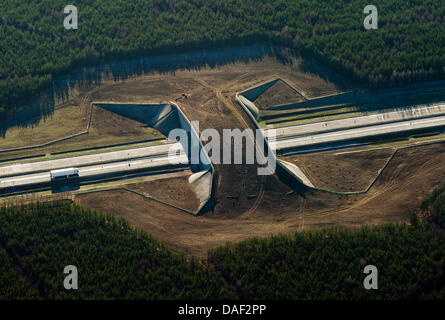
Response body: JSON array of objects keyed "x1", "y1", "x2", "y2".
[{"x1": 0, "y1": 44, "x2": 276, "y2": 138}]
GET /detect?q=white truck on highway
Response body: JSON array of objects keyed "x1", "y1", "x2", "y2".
[{"x1": 50, "y1": 168, "x2": 80, "y2": 181}]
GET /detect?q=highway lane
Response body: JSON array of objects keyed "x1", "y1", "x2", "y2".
[
  {"x1": 264, "y1": 103, "x2": 445, "y2": 140},
  {"x1": 0, "y1": 152, "x2": 188, "y2": 189},
  {"x1": 0, "y1": 142, "x2": 183, "y2": 178},
  {"x1": 272, "y1": 114, "x2": 445, "y2": 151},
  {"x1": 78, "y1": 153, "x2": 189, "y2": 177}
]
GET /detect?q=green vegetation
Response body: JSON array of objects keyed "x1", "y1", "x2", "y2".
[
  {"x1": 261, "y1": 106, "x2": 360, "y2": 126},
  {"x1": 207, "y1": 183, "x2": 445, "y2": 300},
  {"x1": 0, "y1": 106, "x2": 83, "y2": 149},
  {"x1": 1, "y1": 0, "x2": 444, "y2": 119},
  {"x1": 421, "y1": 183, "x2": 445, "y2": 228},
  {"x1": 0, "y1": 202, "x2": 235, "y2": 299},
  {"x1": 0, "y1": 249, "x2": 40, "y2": 299},
  {"x1": 1, "y1": 184, "x2": 445, "y2": 300},
  {"x1": 208, "y1": 224, "x2": 445, "y2": 299}
]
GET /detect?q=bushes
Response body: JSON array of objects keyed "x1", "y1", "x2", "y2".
[{"x1": 410, "y1": 212, "x2": 419, "y2": 226}]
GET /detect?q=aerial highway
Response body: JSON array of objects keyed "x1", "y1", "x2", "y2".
[
  {"x1": 0, "y1": 153, "x2": 188, "y2": 189},
  {"x1": 0, "y1": 142, "x2": 183, "y2": 178},
  {"x1": 271, "y1": 114, "x2": 445, "y2": 151},
  {"x1": 264, "y1": 103, "x2": 445, "y2": 140},
  {"x1": 0, "y1": 143, "x2": 188, "y2": 190}
]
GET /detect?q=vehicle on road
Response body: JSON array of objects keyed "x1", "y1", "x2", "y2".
[{"x1": 50, "y1": 168, "x2": 80, "y2": 181}]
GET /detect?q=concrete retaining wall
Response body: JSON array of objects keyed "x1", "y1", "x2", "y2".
[
  {"x1": 236, "y1": 82, "x2": 445, "y2": 195},
  {"x1": 236, "y1": 93, "x2": 314, "y2": 188},
  {"x1": 94, "y1": 102, "x2": 214, "y2": 214},
  {"x1": 240, "y1": 78, "x2": 280, "y2": 102},
  {"x1": 1, "y1": 102, "x2": 214, "y2": 214}
]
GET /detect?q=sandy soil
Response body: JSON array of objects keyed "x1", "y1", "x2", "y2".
[
  {"x1": 89, "y1": 106, "x2": 162, "y2": 139},
  {"x1": 0, "y1": 105, "x2": 84, "y2": 150},
  {"x1": 0, "y1": 85, "x2": 164, "y2": 162}
]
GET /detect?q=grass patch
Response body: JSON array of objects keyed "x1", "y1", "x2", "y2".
[
  {"x1": 0, "y1": 106, "x2": 166, "y2": 163},
  {"x1": 0, "y1": 106, "x2": 83, "y2": 150}
]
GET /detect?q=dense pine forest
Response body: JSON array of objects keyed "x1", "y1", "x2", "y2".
[
  {"x1": 421, "y1": 183, "x2": 445, "y2": 229},
  {"x1": 208, "y1": 224, "x2": 445, "y2": 300},
  {"x1": 207, "y1": 183, "x2": 445, "y2": 300},
  {"x1": 1, "y1": 0, "x2": 444, "y2": 119},
  {"x1": 1, "y1": 183, "x2": 444, "y2": 300},
  {"x1": 0, "y1": 202, "x2": 236, "y2": 299},
  {"x1": 0, "y1": 250, "x2": 40, "y2": 299}
]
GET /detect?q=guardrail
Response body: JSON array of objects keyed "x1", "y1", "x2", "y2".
[{"x1": 91, "y1": 101, "x2": 215, "y2": 215}]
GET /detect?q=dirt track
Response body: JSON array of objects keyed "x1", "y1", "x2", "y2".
[
  {"x1": 76, "y1": 141, "x2": 445, "y2": 257},
  {"x1": 283, "y1": 148, "x2": 396, "y2": 192},
  {"x1": 73, "y1": 57, "x2": 445, "y2": 257}
]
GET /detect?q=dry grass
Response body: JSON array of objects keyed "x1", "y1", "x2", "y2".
[
  {"x1": 0, "y1": 104, "x2": 165, "y2": 162},
  {"x1": 0, "y1": 106, "x2": 83, "y2": 149}
]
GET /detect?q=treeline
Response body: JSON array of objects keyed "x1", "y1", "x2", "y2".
[
  {"x1": 420, "y1": 182, "x2": 445, "y2": 229},
  {"x1": 0, "y1": 0, "x2": 444, "y2": 119},
  {"x1": 208, "y1": 183, "x2": 445, "y2": 300},
  {"x1": 1, "y1": 190, "x2": 445, "y2": 299},
  {"x1": 208, "y1": 224, "x2": 445, "y2": 300},
  {"x1": 0, "y1": 201, "x2": 236, "y2": 300}
]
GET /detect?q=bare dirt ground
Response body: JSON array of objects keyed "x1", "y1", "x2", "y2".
[
  {"x1": 125, "y1": 176, "x2": 200, "y2": 212},
  {"x1": 254, "y1": 80, "x2": 305, "y2": 109},
  {"x1": 72, "y1": 57, "x2": 445, "y2": 257},
  {"x1": 76, "y1": 141, "x2": 445, "y2": 257},
  {"x1": 283, "y1": 148, "x2": 395, "y2": 192}
]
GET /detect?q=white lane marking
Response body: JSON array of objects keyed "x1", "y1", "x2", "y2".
[
  {"x1": 265, "y1": 103, "x2": 445, "y2": 138},
  {"x1": 275, "y1": 116, "x2": 445, "y2": 149}
]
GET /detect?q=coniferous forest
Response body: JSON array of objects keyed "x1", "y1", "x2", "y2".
[
  {"x1": 1, "y1": 0, "x2": 444, "y2": 119},
  {"x1": 0, "y1": 202, "x2": 236, "y2": 299},
  {"x1": 1, "y1": 183, "x2": 444, "y2": 300},
  {"x1": 1, "y1": 0, "x2": 445, "y2": 301}
]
